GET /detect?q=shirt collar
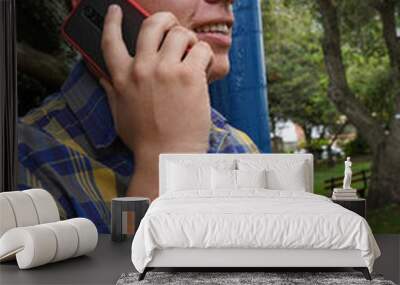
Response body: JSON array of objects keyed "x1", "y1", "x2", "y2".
[
  {"x1": 61, "y1": 60, "x2": 229, "y2": 149},
  {"x1": 211, "y1": 107, "x2": 228, "y2": 129}
]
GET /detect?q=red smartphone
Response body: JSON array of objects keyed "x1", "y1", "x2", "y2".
[{"x1": 62, "y1": 0, "x2": 149, "y2": 80}]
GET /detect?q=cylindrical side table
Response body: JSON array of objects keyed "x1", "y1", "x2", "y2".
[{"x1": 111, "y1": 197, "x2": 150, "y2": 242}]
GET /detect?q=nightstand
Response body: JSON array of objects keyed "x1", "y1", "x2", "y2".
[
  {"x1": 111, "y1": 197, "x2": 150, "y2": 242},
  {"x1": 331, "y1": 198, "x2": 366, "y2": 218}
]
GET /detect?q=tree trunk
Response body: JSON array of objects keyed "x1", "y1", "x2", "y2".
[
  {"x1": 327, "y1": 121, "x2": 347, "y2": 166},
  {"x1": 365, "y1": 0, "x2": 400, "y2": 209},
  {"x1": 326, "y1": 145, "x2": 334, "y2": 167},
  {"x1": 317, "y1": 0, "x2": 400, "y2": 209},
  {"x1": 303, "y1": 125, "x2": 312, "y2": 150},
  {"x1": 368, "y1": 136, "x2": 400, "y2": 209},
  {"x1": 18, "y1": 43, "x2": 70, "y2": 89}
]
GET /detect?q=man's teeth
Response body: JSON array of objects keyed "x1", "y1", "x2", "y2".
[{"x1": 194, "y1": 24, "x2": 230, "y2": 34}]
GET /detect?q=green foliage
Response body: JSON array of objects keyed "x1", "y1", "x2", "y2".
[
  {"x1": 343, "y1": 136, "x2": 371, "y2": 157},
  {"x1": 262, "y1": 0, "x2": 340, "y2": 142},
  {"x1": 337, "y1": 0, "x2": 395, "y2": 126},
  {"x1": 299, "y1": 138, "x2": 329, "y2": 156},
  {"x1": 263, "y1": 0, "x2": 400, "y2": 233},
  {"x1": 262, "y1": 0, "x2": 397, "y2": 140}
]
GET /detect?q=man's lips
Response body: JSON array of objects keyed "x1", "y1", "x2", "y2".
[
  {"x1": 195, "y1": 32, "x2": 232, "y2": 48},
  {"x1": 192, "y1": 18, "x2": 234, "y2": 49}
]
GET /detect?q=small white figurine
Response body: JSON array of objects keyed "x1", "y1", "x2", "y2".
[{"x1": 343, "y1": 157, "x2": 352, "y2": 190}]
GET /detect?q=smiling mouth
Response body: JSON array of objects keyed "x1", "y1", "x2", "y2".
[
  {"x1": 192, "y1": 23, "x2": 232, "y2": 48},
  {"x1": 194, "y1": 23, "x2": 230, "y2": 35}
]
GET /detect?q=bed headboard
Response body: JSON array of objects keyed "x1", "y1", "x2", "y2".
[{"x1": 159, "y1": 154, "x2": 314, "y2": 195}]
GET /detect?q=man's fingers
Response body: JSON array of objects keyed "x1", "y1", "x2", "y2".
[
  {"x1": 159, "y1": 26, "x2": 198, "y2": 63},
  {"x1": 101, "y1": 5, "x2": 132, "y2": 81},
  {"x1": 99, "y1": 78, "x2": 114, "y2": 96},
  {"x1": 136, "y1": 12, "x2": 179, "y2": 58},
  {"x1": 184, "y1": 41, "x2": 214, "y2": 73}
]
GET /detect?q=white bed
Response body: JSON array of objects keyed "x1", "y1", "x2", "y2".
[{"x1": 131, "y1": 154, "x2": 380, "y2": 280}]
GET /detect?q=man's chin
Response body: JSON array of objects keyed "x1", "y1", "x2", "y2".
[{"x1": 208, "y1": 59, "x2": 230, "y2": 83}]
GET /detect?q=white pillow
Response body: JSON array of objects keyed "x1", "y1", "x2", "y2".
[
  {"x1": 211, "y1": 168, "x2": 236, "y2": 190},
  {"x1": 166, "y1": 159, "x2": 235, "y2": 170},
  {"x1": 266, "y1": 168, "x2": 306, "y2": 191},
  {"x1": 237, "y1": 159, "x2": 308, "y2": 191},
  {"x1": 236, "y1": 169, "x2": 267, "y2": 189},
  {"x1": 167, "y1": 163, "x2": 211, "y2": 191}
]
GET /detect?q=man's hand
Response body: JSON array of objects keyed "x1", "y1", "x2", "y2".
[{"x1": 99, "y1": 5, "x2": 213, "y2": 199}]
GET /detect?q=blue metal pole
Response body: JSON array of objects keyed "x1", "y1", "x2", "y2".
[{"x1": 210, "y1": 0, "x2": 271, "y2": 153}]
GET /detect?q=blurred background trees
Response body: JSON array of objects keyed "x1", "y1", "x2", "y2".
[
  {"x1": 17, "y1": 0, "x2": 75, "y2": 115},
  {"x1": 316, "y1": 0, "x2": 400, "y2": 210},
  {"x1": 263, "y1": 0, "x2": 400, "y2": 211},
  {"x1": 263, "y1": 0, "x2": 342, "y2": 160}
]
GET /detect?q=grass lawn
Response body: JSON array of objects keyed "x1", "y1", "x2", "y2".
[{"x1": 314, "y1": 157, "x2": 400, "y2": 234}]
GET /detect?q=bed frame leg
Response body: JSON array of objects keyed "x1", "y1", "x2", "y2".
[
  {"x1": 138, "y1": 268, "x2": 148, "y2": 281},
  {"x1": 354, "y1": 267, "x2": 371, "y2": 280}
]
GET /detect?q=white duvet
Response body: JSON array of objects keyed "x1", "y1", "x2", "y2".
[{"x1": 131, "y1": 190, "x2": 380, "y2": 273}]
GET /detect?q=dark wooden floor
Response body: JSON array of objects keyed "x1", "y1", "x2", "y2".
[
  {"x1": 374, "y1": 234, "x2": 400, "y2": 284},
  {"x1": 0, "y1": 234, "x2": 398, "y2": 284}
]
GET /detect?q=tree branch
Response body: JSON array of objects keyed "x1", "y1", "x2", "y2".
[
  {"x1": 372, "y1": 0, "x2": 400, "y2": 137},
  {"x1": 329, "y1": 120, "x2": 348, "y2": 148},
  {"x1": 17, "y1": 43, "x2": 69, "y2": 89},
  {"x1": 375, "y1": 1, "x2": 400, "y2": 71},
  {"x1": 317, "y1": 0, "x2": 384, "y2": 151}
]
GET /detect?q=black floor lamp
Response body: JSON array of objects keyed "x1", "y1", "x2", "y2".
[{"x1": 0, "y1": 0, "x2": 17, "y2": 193}]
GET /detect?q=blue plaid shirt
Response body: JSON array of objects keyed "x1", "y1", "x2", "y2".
[{"x1": 18, "y1": 60, "x2": 259, "y2": 233}]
